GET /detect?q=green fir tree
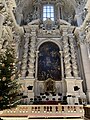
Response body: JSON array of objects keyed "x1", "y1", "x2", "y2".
[{"x1": 0, "y1": 47, "x2": 21, "y2": 110}]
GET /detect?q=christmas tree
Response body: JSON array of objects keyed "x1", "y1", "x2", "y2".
[{"x1": 0, "y1": 47, "x2": 21, "y2": 110}]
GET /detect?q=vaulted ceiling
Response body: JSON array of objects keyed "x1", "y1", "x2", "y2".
[
  {"x1": 14, "y1": 0, "x2": 87, "y2": 26},
  {"x1": 15, "y1": 0, "x2": 87, "y2": 14}
]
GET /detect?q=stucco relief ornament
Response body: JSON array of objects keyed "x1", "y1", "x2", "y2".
[
  {"x1": 79, "y1": 31, "x2": 86, "y2": 44},
  {"x1": 75, "y1": 27, "x2": 86, "y2": 45},
  {"x1": 0, "y1": 1, "x2": 5, "y2": 11},
  {"x1": 57, "y1": 19, "x2": 71, "y2": 26},
  {"x1": 32, "y1": 9, "x2": 39, "y2": 20}
]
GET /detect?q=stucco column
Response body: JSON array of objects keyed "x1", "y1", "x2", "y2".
[
  {"x1": 75, "y1": 5, "x2": 83, "y2": 26},
  {"x1": 62, "y1": 27, "x2": 72, "y2": 78},
  {"x1": 69, "y1": 33, "x2": 79, "y2": 78},
  {"x1": 35, "y1": 50, "x2": 39, "y2": 79},
  {"x1": 37, "y1": 3, "x2": 41, "y2": 19},
  {"x1": 28, "y1": 35, "x2": 36, "y2": 78},
  {"x1": 14, "y1": 35, "x2": 20, "y2": 59},
  {"x1": 59, "y1": 51, "x2": 64, "y2": 80},
  {"x1": 0, "y1": 14, "x2": 4, "y2": 39},
  {"x1": 27, "y1": 25, "x2": 38, "y2": 79},
  {"x1": 21, "y1": 33, "x2": 29, "y2": 78},
  {"x1": 56, "y1": 2, "x2": 61, "y2": 19}
]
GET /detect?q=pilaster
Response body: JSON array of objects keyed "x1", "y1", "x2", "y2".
[
  {"x1": 65, "y1": 78, "x2": 86, "y2": 105},
  {"x1": 80, "y1": 43, "x2": 90, "y2": 103}
]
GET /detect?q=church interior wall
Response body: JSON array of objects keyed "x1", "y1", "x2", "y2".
[{"x1": 1, "y1": 0, "x2": 90, "y2": 105}]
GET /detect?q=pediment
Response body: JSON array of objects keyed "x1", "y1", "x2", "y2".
[
  {"x1": 28, "y1": 19, "x2": 40, "y2": 25},
  {"x1": 57, "y1": 19, "x2": 71, "y2": 26}
]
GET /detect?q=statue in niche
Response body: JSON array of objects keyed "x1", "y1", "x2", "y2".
[
  {"x1": 43, "y1": 18, "x2": 54, "y2": 30},
  {"x1": 32, "y1": 9, "x2": 39, "y2": 20},
  {"x1": 82, "y1": 8, "x2": 88, "y2": 21},
  {"x1": 44, "y1": 78, "x2": 56, "y2": 93},
  {"x1": 26, "y1": 14, "x2": 33, "y2": 23}
]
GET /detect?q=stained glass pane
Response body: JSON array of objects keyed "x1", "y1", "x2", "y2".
[
  {"x1": 47, "y1": 13, "x2": 50, "y2": 17},
  {"x1": 43, "y1": 5, "x2": 54, "y2": 21},
  {"x1": 43, "y1": 6, "x2": 46, "y2": 9},
  {"x1": 50, "y1": 6, "x2": 53, "y2": 9},
  {"x1": 51, "y1": 13, "x2": 54, "y2": 17},
  {"x1": 43, "y1": 18, "x2": 46, "y2": 21},
  {"x1": 43, "y1": 13, "x2": 46, "y2": 17},
  {"x1": 51, "y1": 18, "x2": 54, "y2": 21},
  {"x1": 51, "y1": 8, "x2": 54, "y2": 12},
  {"x1": 43, "y1": 9, "x2": 46, "y2": 12},
  {"x1": 47, "y1": 6, "x2": 50, "y2": 9},
  {"x1": 47, "y1": 9, "x2": 50, "y2": 12}
]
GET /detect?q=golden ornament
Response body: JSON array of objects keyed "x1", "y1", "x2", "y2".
[
  {"x1": 2, "y1": 77, "x2": 6, "y2": 81},
  {"x1": 0, "y1": 96, "x2": 3, "y2": 100},
  {"x1": 2, "y1": 63, "x2": 5, "y2": 67},
  {"x1": 10, "y1": 97, "x2": 12, "y2": 100},
  {"x1": 10, "y1": 74, "x2": 15, "y2": 81}
]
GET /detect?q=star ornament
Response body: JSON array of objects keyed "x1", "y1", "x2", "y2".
[
  {"x1": 2, "y1": 77, "x2": 6, "y2": 81},
  {"x1": 2, "y1": 63, "x2": 5, "y2": 67},
  {"x1": 10, "y1": 75, "x2": 15, "y2": 81}
]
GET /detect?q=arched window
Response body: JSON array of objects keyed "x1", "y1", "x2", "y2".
[
  {"x1": 38, "y1": 42, "x2": 61, "y2": 81},
  {"x1": 43, "y1": 5, "x2": 54, "y2": 21}
]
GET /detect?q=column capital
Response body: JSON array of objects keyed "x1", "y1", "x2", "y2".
[
  {"x1": 29, "y1": 25, "x2": 39, "y2": 32},
  {"x1": 36, "y1": 51, "x2": 39, "y2": 56},
  {"x1": 59, "y1": 51, "x2": 63, "y2": 54},
  {"x1": 55, "y1": 2, "x2": 62, "y2": 7},
  {"x1": 36, "y1": 50, "x2": 39, "y2": 53},
  {"x1": 24, "y1": 34, "x2": 30, "y2": 39}
]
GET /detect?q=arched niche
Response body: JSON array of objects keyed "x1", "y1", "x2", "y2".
[{"x1": 37, "y1": 42, "x2": 62, "y2": 81}]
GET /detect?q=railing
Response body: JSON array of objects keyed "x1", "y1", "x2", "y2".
[
  {"x1": 84, "y1": 105, "x2": 90, "y2": 120},
  {"x1": 0, "y1": 105, "x2": 84, "y2": 118}
]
